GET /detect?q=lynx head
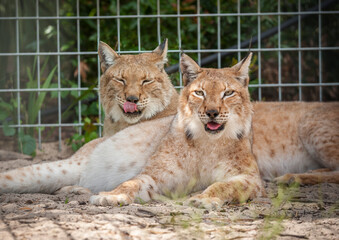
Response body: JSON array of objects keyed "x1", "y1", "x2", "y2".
[
  {"x1": 179, "y1": 53, "x2": 253, "y2": 140},
  {"x1": 99, "y1": 39, "x2": 174, "y2": 124}
]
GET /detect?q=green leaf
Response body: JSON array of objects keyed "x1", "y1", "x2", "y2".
[
  {"x1": 26, "y1": 67, "x2": 34, "y2": 83},
  {"x1": 63, "y1": 83, "x2": 97, "y2": 118},
  {"x1": 88, "y1": 131, "x2": 98, "y2": 140},
  {"x1": 18, "y1": 129, "x2": 24, "y2": 138},
  {"x1": 29, "y1": 66, "x2": 57, "y2": 125},
  {"x1": 71, "y1": 143, "x2": 78, "y2": 152},
  {"x1": 84, "y1": 117, "x2": 91, "y2": 124},
  {"x1": 61, "y1": 41, "x2": 75, "y2": 51},
  {"x1": 88, "y1": 9, "x2": 96, "y2": 17},
  {"x1": 81, "y1": 104, "x2": 89, "y2": 115},
  {"x1": 40, "y1": 56, "x2": 50, "y2": 77},
  {"x1": 3, "y1": 122, "x2": 16, "y2": 136},
  {"x1": 49, "y1": 83, "x2": 59, "y2": 98},
  {"x1": 0, "y1": 98, "x2": 14, "y2": 113},
  {"x1": 0, "y1": 111, "x2": 7, "y2": 121},
  {"x1": 20, "y1": 135, "x2": 36, "y2": 155},
  {"x1": 88, "y1": 102, "x2": 99, "y2": 115}
]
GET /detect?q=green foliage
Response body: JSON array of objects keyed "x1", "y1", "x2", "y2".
[
  {"x1": 135, "y1": 197, "x2": 146, "y2": 205},
  {"x1": 2, "y1": 121, "x2": 16, "y2": 137},
  {"x1": 26, "y1": 59, "x2": 57, "y2": 136},
  {"x1": 68, "y1": 116, "x2": 99, "y2": 151},
  {"x1": 258, "y1": 183, "x2": 300, "y2": 240},
  {"x1": 0, "y1": 57, "x2": 57, "y2": 155},
  {"x1": 18, "y1": 133, "x2": 36, "y2": 156}
]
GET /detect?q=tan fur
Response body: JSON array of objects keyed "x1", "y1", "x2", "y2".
[
  {"x1": 252, "y1": 101, "x2": 339, "y2": 185},
  {"x1": 100, "y1": 44, "x2": 338, "y2": 185},
  {"x1": 99, "y1": 40, "x2": 178, "y2": 136},
  {"x1": 1, "y1": 45, "x2": 337, "y2": 197},
  {"x1": 90, "y1": 53, "x2": 265, "y2": 209},
  {"x1": 0, "y1": 40, "x2": 179, "y2": 195}
]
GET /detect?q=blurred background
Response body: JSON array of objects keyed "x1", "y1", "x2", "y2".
[{"x1": 0, "y1": 0, "x2": 338, "y2": 156}]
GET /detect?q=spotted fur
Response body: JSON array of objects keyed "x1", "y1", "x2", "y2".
[
  {"x1": 0, "y1": 41, "x2": 178, "y2": 194},
  {"x1": 1, "y1": 49, "x2": 338, "y2": 197},
  {"x1": 99, "y1": 39, "x2": 178, "y2": 135},
  {"x1": 253, "y1": 101, "x2": 339, "y2": 184},
  {"x1": 89, "y1": 53, "x2": 266, "y2": 209}
]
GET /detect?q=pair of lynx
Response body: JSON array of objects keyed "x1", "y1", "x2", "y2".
[{"x1": 1, "y1": 40, "x2": 338, "y2": 209}]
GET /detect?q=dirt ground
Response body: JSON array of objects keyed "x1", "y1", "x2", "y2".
[{"x1": 0, "y1": 142, "x2": 338, "y2": 240}]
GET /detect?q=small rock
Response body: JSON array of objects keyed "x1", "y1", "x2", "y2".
[
  {"x1": 25, "y1": 200, "x2": 34, "y2": 204},
  {"x1": 68, "y1": 201, "x2": 79, "y2": 206},
  {"x1": 251, "y1": 197, "x2": 272, "y2": 204},
  {"x1": 281, "y1": 202, "x2": 293, "y2": 210},
  {"x1": 38, "y1": 204, "x2": 46, "y2": 209},
  {"x1": 1, "y1": 203, "x2": 17, "y2": 213},
  {"x1": 135, "y1": 208, "x2": 156, "y2": 218},
  {"x1": 45, "y1": 202, "x2": 58, "y2": 209}
]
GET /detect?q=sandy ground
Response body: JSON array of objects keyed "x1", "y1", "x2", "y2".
[{"x1": 0, "y1": 142, "x2": 338, "y2": 240}]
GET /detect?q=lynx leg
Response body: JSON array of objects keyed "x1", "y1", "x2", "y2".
[
  {"x1": 90, "y1": 152, "x2": 188, "y2": 207},
  {"x1": 90, "y1": 174, "x2": 159, "y2": 206},
  {"x1": 185, "y1": 174, "x2": 265, "y2": 210},
  {"x1": 306, "y1": 168, "x2": 331, "y2": 173},
  {"x1": 275, "y1": 171, "x2": 339, "y2": 185}
]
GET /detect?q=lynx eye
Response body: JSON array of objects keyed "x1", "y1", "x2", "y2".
[
  {"x1": 223, "y1": 90, "x2": 234, "y2": 98},
  {"x1": 142, "y1": 79, "x2": 153, "y2": 85},
  {"x1": 113, "y1": 78, "x2": 125, "y2": 85},
  {"x1": 194, "y1": 90, "x2": 204, "y2": 97}
]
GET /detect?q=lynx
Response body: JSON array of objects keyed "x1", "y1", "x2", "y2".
[
  {"x1": 0, "y1": 40, "x2": 178, "y2": 194},
  {"x1": 100, "y1": 44, "x2": 339, "y2": 185},
  {"x1": 98, "y1": 39, "x2": 178, "y2": 135},
  {"x1": 89, "y1": 52, "x2": 265, "y2": 208},
  {"x1": 0, "y1": 53, "x2": 266, "y2": 209}
]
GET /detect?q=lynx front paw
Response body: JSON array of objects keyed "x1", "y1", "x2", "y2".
[
  {"x1": 274, "y1": 174, "x2": 301, "y2": 185},
  {"x1": 90, "y1": 193, "x2": 133, "y2": 206},
  {"x1": 184, "y1": 195, "x2": 223, "y2": 210}
]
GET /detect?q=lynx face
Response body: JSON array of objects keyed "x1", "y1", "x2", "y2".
[
  {"x1": 179, "y1": 53, "x2": 253, "y2": 140},
  {"x1": 99, "y1": 40, "x2": 173, "y2": 124}
]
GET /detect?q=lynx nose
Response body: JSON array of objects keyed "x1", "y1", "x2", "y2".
[
  {"x1": 126, "y1": 95, "x2": 139, "y2": 103},
  {"x1": 206, "y1": 109, "x2": 219, "y2": 119}
]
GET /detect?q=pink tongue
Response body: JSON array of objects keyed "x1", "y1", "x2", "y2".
[
  {"x1": 207, "y1": 122, "x2": 221, "y2": 130},
  {"x1": 123, "y1": 102, "x2": 138, "y2": 113}
]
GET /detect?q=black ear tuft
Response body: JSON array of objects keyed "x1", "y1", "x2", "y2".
[
  {"x1": 230, "y1": 52, "x2": 253, "y2": 86},
  {"x1": 158, "y1": 39, "x2": 167, "y2": 53},
  {"x1": 153, "y1": 39, "x2": 168, "y2": 70}
]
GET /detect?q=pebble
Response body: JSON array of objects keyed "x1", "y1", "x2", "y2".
[
  {"x1": 1, "y1": 203, "x2": 16, "y2": 213},
  {"x1": 68, "y1": 201, "x2": 79, "y2": 206}
]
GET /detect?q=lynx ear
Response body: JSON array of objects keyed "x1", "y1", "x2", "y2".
[
  {"x1": 98, "y1": 41, "x2": 120, "y2": 73},
  {"x1": 153, "y1": 39, "x2": 168, "y2": 69},
  {"x1": 231, "y1": 52, "x2": 252, "y2": 86},
  {"x1": 180, "y1": 53, "x2": 201, "y2": 86}
]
